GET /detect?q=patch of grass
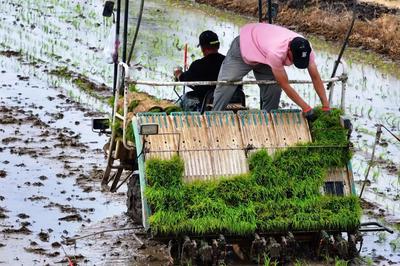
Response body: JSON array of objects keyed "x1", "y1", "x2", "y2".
[
  {"x1": 49, "y1": 66, "x2": 108, "y2": 101},
  {"x1": 49, "y1": 66, "x2": 73, "y2": 79},
  {"x1": 72, "y1": 77, "x2": 93, "y2": 92}
]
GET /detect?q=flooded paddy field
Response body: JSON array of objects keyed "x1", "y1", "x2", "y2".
[{"x1": 0, "y1": 0, "x2": 399, "y2": 265}]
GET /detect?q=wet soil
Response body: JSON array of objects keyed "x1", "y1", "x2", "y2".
[{"x1": 0, "y1": 54, "x2": 173, "y2": 265}]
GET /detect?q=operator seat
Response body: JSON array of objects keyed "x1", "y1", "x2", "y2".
[{"x1": 200, "y1": 87, "x2": 247, "y2": 114}]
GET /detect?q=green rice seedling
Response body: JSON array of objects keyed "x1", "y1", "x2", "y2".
[
  {"x1": 263, "y1": 256, "x2": 278, "y2": 266},
  {"x1": 125, "y1": 122, "x2": 135, "y2": 143},
  {"x1": 164, "y1": 105, "x2": 182, "y2": 114},
  {"x1": 224, "y1": 204, "x2": 257, "y2": 234},
  {"x1": 107, "y1": 96, "x2": 115, "y2": 107},
  {"x1": 364, "y1": 256, "x2": 374, "y2": 266},
  {"x1": 377, "y1": 232, "x2": 387, "y2": 243},
  {"x1": 112, "y1": 120, "x2": 123, "y2": 138},
  {"x1": 129, "y1": 84, "x2": 138, "y2": 92},
  {"x1": 294, "y1": 259, "x2": 308, "y2": 266},
  {"x1": 145, "y1": 186, "x2": 185, "y2": 212},
  {"x1": 335, "y1": 258, "x2": 349, "y2": 266},
  {"x1": 146, "y1": 155, "x2": 184, "y2": 188},
  {"x1": 372, "y1": 168, "x2": 380, "y2": 182},
  {"x1": 263, "y1": 256, "x2": 271, "y2": 266},
  {"x1": 149, "y1": 210, "x2": 188, "y2": 234},
  {"x1": 367, "y1": 106, "x2": 373, "y2": 119},
  {"x1": 389, "y1": 237, "x2": 400, "y2": 252},
  {"x1": 128, "y1": 100, "x2": 140, "y2": 112},
  {"x1": 215, "y1": 175, "x2": 257, "y2": 205},
  {"x1": 360, "y1": 106, "x2": 364, "y2": 118},
  {"x1": 147, "y1": 106, "x2": 164, "y2": 112},
  {"x1": 74, "y1": 3, "x2": 83, "y2": 15}
]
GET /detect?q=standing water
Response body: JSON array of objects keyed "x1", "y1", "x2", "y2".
[{"x1": 0, "y1": 0, "x2": 399, "y2": 264}]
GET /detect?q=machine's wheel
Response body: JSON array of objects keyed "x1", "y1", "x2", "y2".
[{"x1": 126, "y1": 174, "x2": 143, "y2": 224}]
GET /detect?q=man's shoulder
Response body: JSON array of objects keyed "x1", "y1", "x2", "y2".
[
  {"x1": 202, "y1": 53, "x2": 225, "y2": 63},
  {"x1": 189, "y1": 53, "x2": 224, "y2": 68}
]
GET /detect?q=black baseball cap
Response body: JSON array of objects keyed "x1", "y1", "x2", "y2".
[
  {"x1": 197, "y1": 30, "x2": 220, "y2": 48},
  {"x1": 290, "y1": 37, "x2": 312, "y2": 69}
]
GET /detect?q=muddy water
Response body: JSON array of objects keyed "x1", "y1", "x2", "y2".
[
  {"x1": 0, "y1": 0, "x2": 399, "y2": 265},
  {"x1": 0, "y1": 55, "x2": 129, "y2": 264}
]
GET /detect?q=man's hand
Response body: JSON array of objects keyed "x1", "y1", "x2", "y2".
[
  {"x1": 321, "y1": 106, "x2": 331, "y2": 113},
  {"x1": 173, "y1": 66, "x2": 183, "y2": 81},
  {"x1": 303, "y1": 107, "x2": 316, "y2": 123},
  {"x1": 303, "y1": 106, "x2": 331, "y2": 123}
]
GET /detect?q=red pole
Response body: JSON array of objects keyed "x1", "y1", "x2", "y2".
[
  {"x1": 184, "y1": 43, "x2": 188, "y2": 71},
  {"x1": 183, "y1": 43, "x2": 188, "y2": 94}
]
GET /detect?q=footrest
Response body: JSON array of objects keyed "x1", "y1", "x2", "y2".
[
  {"x1": 205, "y1": 103, "x2": 247, "y2": 113},
  {"x1": 226, "y1": 103, "x2": 248, "y2": 112}
]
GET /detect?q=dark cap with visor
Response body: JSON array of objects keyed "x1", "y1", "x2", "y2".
[
  {"x1": 290, "y1": 37, "x2": 312, "y2": 69},
  {"x1": 198, "y1": 30, "x2": 220, "y2": 48}
]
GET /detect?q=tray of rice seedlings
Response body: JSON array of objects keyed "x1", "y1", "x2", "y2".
[{"x1": 139, "y1": 108, "x2": 360, "y2": 235}]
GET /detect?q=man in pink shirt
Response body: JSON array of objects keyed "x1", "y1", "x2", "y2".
[{"x1": 213, "y1": 23, "x2": 330, "y2": 118}]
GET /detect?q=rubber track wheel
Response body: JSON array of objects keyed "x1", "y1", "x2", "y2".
[{"x1": 126, "y1": 174, "x2": 143, "y2": 224}]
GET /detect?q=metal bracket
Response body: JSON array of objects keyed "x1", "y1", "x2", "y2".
[
  {"x1": 359, "y1": 222, "x2": 394, "y2": 233},
  {"x1": 92, "y1": 118, "x2": 111, "y2": 134}
]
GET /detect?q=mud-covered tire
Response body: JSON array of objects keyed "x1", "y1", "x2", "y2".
[{"x1": 126, "y1": 174, "x2": 143, "y2": 225}]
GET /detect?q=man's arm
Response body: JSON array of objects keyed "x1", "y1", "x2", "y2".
[
  {"x1": 307, "y1": 61, "x2": 330, "y2": 109},
  {"x1": 175, "y1": 61, "x2": 200, "y2": 82},
  {"x1": 271, "y1": 68, "x2": 311, "y2": 111}
]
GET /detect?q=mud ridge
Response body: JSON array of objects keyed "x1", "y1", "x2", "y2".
[{"x1": 195, "y1": 0, "x2": 400, "y2": 62}]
